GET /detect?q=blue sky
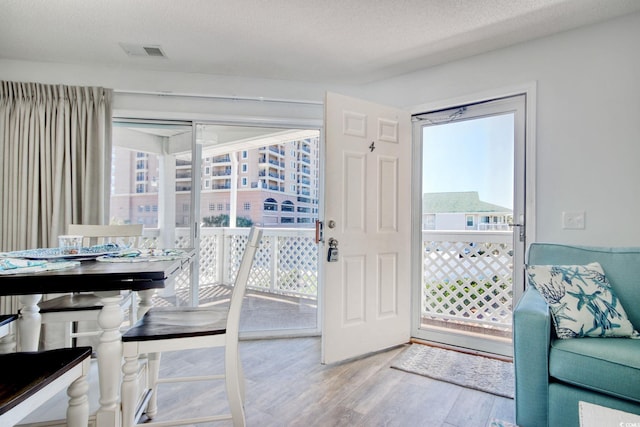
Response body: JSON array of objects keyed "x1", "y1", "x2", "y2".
[{"x1": 422, "y1": 113, "x2": 514, "y2": 209}]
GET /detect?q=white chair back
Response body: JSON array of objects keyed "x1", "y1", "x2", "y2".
[{"x1": 67, "y1": 224, "x2": 143, "y2": 247}]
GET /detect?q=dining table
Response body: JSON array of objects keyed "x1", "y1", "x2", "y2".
[{"x1": 0, "y1": 248, "x2": 195, "y2": 427}]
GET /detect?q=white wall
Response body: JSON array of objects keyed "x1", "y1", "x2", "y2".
[
  {"x1": 435, "y1": 213, "x2": 465, "y2": 231},
  {"x1": 1, "y1": 11, "x2": 639, "y2": 245},
  {"x1": 359, "y1": 12, "x2": 640, "y2": 246},
  {"x1": 0, "y1": 59, "x2": 328, "y2": 124}
]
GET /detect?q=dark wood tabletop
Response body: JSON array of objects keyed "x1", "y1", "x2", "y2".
[{"x1": 0, "y1": 250, "x2": 194, "y2": 296}]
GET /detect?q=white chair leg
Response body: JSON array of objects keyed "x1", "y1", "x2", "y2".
[
  {"x1": 225, "y1": 345, "x2": 246, "y2": 427},
  {"x1": 0, "y1": 333, "x2": 16, "y2": 354},
  {"x1": 146, "y1": 352, "x2": 161, "y2": 419},
  {"x1": 66, "y1": 372, "x2": 89, "y2": 427},
  {"x1": 121, "y1": 349, "x2": 139, "y2": 427},
  {"x1": 129, "y1": 292, "x2": 138, "y2": 325},
  {"x1": 65, "y1": 321, "x2": 74, "y2": 348},
  {"x1": 41, "y1": 321, "x2": 71, "y2": 350},
  {"x1": 238, "y1": 353, "x2": 245, "y2": 403}
]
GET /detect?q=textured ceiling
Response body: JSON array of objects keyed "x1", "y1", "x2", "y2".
[{"x1": 1, "y1": 0, "x2": 639, "y2": 84}]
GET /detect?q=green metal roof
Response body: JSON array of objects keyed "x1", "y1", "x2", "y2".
[{"x1": 423, "y1": 191, "x2": 511, "y2": 214}]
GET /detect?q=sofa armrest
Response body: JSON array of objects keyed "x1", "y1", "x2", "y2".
[{"x1": 513, "y1": 286, "x2": 552, "y2": 427}]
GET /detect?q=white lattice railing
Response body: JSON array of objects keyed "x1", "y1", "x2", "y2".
[
  {"x1": 142, "y1": 227, "x2": 318, "y2": 301},
  {"x1": 422, "y1": 231, "x2": 514, "y2": 329},
  {"x1": 140, "y1": 227, "x2": 513, "y2": 328}
]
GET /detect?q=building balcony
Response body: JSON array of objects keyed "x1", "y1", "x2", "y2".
[
  {"x1": 478, "y1": 223, "x2": 511, "y2": 231},
  {"x1": 270, "y1": 146, "x2": 285, "y2": 155},
  {"x1": 258, "y1": 171, "x2": 284, "y2": 180},
  {"x1": 211, "y1": 183, "x2": 231, "y2": 190},
  {"x1": 211, "y1": 168, "x2": 231, "y2": 176},
  {"x1": 260, "y1": 146, "x2": 285, "y2": 156},
  {"x1": 212, "y1": 155, "x2": 231, "y2": 163},
  {"x1": 258, "y1": 157, "x2": 285, "y2": 168}
]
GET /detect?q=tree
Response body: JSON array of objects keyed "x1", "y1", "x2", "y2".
[{"x1": 201, "y1": 214, "x2": 253, "y2": 227}]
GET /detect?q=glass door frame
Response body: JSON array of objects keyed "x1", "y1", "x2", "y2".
[
  {"x1": 192, "y1": 119, "x2": 323, "y2": 338},
  {"x1": 409, "y1": 84, "x2": 537, "y2": 356},
  {"x1": 111, "y1": 118, "x2": 199, "y2": 303}
]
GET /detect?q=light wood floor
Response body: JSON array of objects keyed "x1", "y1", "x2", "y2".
[
  {"x1": 21, "y1": 337, "x2": 515, "y2": 427},
  {"x1": 150, "y1": 337, "x2": 515, "y2": 427},
  {"x1": 153, "y1": 284, "x2": 319, "y2": 332},
  {"x1": 22, "y1": 286, "x2": 514, "y2": 427}
]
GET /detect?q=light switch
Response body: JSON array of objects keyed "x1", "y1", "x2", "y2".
[{"x1": 562, "y1": 211, "x2": 585, "y2": 230}]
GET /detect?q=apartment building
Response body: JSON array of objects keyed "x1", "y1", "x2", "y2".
[{"x1": 111, "y1": 136, "x2": 320, "y2": 228}]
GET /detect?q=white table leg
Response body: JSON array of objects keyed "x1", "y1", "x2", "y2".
[
  {"x1": 18, "y1": 293, "x2": 42, "y2": 351},
  {"x1": 136, "y1": 289, "x2": 155, "y2": 320},
  {"x1": 95, "y1": 293, "x2": 123, "y2": 427}
]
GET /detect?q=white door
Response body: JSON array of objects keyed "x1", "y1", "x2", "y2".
[{"x1": 322, "y1": 92, "x2": 412, "y2": 364}]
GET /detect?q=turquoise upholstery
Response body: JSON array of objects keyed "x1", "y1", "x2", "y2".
[
  {"x1": 550, "y1": 338, "x2": 640, "y2": 400},
  {"x1": 514, "y1": 243, "x2": 640, "y2": 427}
]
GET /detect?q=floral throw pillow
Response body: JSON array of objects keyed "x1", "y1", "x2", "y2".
[{"x1": 526, "y1": 262, "x2": 638, "y2": 339}]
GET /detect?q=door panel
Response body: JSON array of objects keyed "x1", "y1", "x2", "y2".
[
  {"x1": 322, "y1": 92, "x2": 411, "y2": 364},
  {"x1": 344, "y1": 152, "x2": 366, "y2": 231},
  {"x1": 379, "y1": 156, "x2": 398, "y2": 231}
]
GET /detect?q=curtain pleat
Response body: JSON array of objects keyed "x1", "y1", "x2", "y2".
[{"x1": 0, "y1": 80, "x2": 112, "y2": 252}]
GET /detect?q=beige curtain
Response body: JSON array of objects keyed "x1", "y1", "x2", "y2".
[{"x1": 0, "y1": 81, "x2": 112, "y2": 252}]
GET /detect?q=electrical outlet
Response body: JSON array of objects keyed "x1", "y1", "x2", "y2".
[{"x1": 562, "y1": 211, "x2": 585, "y2": 230}]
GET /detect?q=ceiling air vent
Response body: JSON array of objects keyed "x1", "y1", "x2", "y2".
[
  {"x1": 119, "y1": 43, "x2": 167, "y2": 59},
  {"x1": 143, "y1": 46, "x2": 165, "y2": 57}
]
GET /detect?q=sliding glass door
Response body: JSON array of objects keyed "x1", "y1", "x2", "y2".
[
  {"x1": 192, "y1": 123, "x2": 321, "y2": 336},
  {"x1": 111, "y1": 120, "x2": 196, "y2": 302},
  {"x1": 111, "y1": 120, "x2": 321, "y2": 336}
]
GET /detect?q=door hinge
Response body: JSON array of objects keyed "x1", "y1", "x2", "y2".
[{"x1": 509, "y1": 223, "x2": 526, "y2": 242}]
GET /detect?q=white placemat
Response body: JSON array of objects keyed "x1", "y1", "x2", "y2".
[{"x1": 0, "y1": 258, "x2": 80, "y2": 275}]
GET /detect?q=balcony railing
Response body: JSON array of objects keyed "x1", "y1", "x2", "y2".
[
  {"x1": 421, "y1": 230, "x2": 513, "y2": 329},
  {"x1": 212, "y1": 155, "x2": 231, "y2": 163},
  {"x1": 141, "y1": 228, "x2": 514, "y2": 329},
  {"x1": 171, "y1": 227, "x2": 318, "y2": 299},
  {"x1": 211, "y1": 168, "x2": 231, "y2": 176}
]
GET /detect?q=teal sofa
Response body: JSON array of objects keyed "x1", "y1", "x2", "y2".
[{"x1": 514, "y1": 243, "x2": 640, "y2": 426}]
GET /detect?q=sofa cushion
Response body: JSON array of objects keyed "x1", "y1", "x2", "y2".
[
  {"x1": 550, "y1": 337, "x2": 640, "y2": 403},
  {"x1": 526, "y1": 262, "x2": 637, "y2": 338},
  {"x1": 526, "y1": 244, "x2": 640, "y2": 330}
]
